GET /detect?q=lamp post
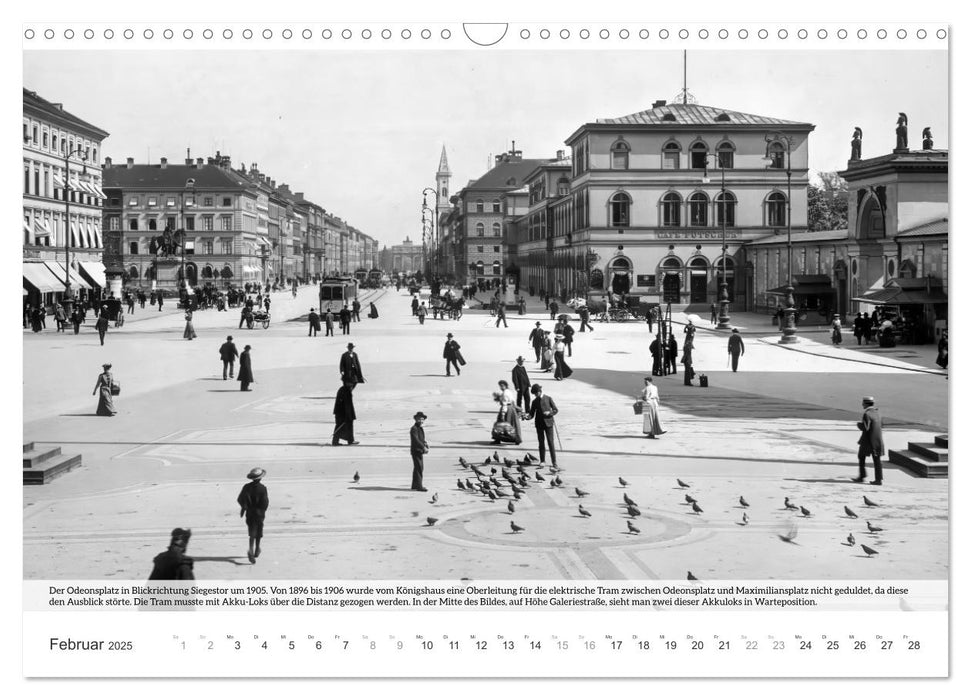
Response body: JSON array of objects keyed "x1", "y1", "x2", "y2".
[
  {"x1": 764, "y1": 134, "x2": 797, "y2": 343},
  {"x1": 179, "y1": 178, "x2": 196, "y2": 301},
  {"x1": 61, "y1": 145, "x2": 88, "y2": 315},
  {"x1": 702, "y1": 154, "x2": 731, "y2": 329}
]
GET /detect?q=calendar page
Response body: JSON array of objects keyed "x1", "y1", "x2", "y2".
[{"x1": 17, "y1": 0, "x2": 954, "y2": 686}]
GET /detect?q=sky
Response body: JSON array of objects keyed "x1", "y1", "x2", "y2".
[{"x1": 23, "y1": 48, "x2": 947, "y2": 249}]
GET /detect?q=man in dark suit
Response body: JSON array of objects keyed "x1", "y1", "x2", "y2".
[
  {"x1": 511, "y1": 356, "x2": 531, "y2": 410},
  {"x1": 95, "y1": 307, "x2": 110, "y2": 346},
  {"x1": 352, "y1": 299, "x2": 362, "y2": 322},
  {"x1": 495, "y1": 303, "x2": 508, "y2": 328},
  {"x1": 649, "y1": 335, "x2": 663, "y2": 376},
  {"x1": 219, "y1": 335, "x2": 239, "y2": 380},
  {"x1": 549, "y1": 299, "x2": 559, "y2": 321},
  {"x1": 237, "y1": 468, "x2": 269, "y2": 564},
  {"x1": 238, "y1": 345, "x2": 254, "y2": 391},
  {"x1": 526, "y1": 383, "x2": 559, "y2": 468},
  {"x1": 410, "y1": 412, "x2": 429, "y2": 491},
  {"x1": 339, "y1": 305, "x2": 352, "y2": 334},
  {"x1": 727, "y1": 328, "x2": 745, "y2": 372},
  {"x1": 340, "y1": 343, "x2": 365, "y2": 385},
  {"x1": 528, "y1": 322, "x2": 545, "y2": 362},
  {"x1": 443, "y1": 333, "x2": 462, "y2": 376},
  {"x1": 682, "y1": 337, "x2": 695, "y2": 386},
  {"x1": 562, "y1": 321, "x2": 575, "y2": 357},
  {"x1": 308, "y1": 308, "x2": 321, "y2": 337},
  {"x1": 853, "y1": 396, "x2": 884, "y2": 485},
  {"x1": 332, "y1": 381, "x2": 359, "y2": 446},
  {"x1": 666, "y1": 334, "x2": 678, "y2": 375},
  {"x1": 323, "y1": 307, "x2": 335, "y2": 336},
  {"x1": 148, "y1": 528, "x2": 194, "y2": 580}
]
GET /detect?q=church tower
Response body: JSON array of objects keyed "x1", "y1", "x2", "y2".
[{"x1": 436, "y1": 145, "x2": 451, "y2": 216}]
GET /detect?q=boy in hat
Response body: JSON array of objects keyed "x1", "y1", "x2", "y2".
[
  {"x1": 237, "y1": 468, "x2": 269, "y2": 563},
  {"x1": 410, "y1": 412, "x2": 430, "y2": 491}
]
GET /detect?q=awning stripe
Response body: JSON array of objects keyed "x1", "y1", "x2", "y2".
[
  {"x1": 23, "y1": 262, "x2": 63, "y2": 293},
  {"x1": 44, "y1": 260, "x2": 92, "y2": 290}
]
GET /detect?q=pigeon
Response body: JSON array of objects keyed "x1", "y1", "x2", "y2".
[
  {"x1": 866, "y1": 521, "x2": 883, "y2": 533},
  {"x1": 352, "y1": 471, "x2": 360, "y2": 484},
  {"x1": 741, "y1": 512, "x2": 749, "y2": 525},
  {"x1": 784, "y1": 497, "x2": 798, "y2": 511},
  {"x1": 485, "y1": 456, "x2": 492, "y2": 465},
  {"x1": 799, "y1": 506, "x2": 811, "y2": 518},
  {"x1": 677, "y1": 479, "x2": 691, "y2": 488},
  {"x1": 426, "y1": 517, "x2": 438, "y2": 526},
  {"x1": 534, "y1": 471, "x2": 545, "y2": 482},
  {"x1": 553, "y1": 476, "x2": 564, "y2": 487},
  {"x1": 459, "y1": 457, "x2": 469, "y2": 469},
  {"x1": 456, "y1": 479, "x2": 465, "y2": 491},
  {"x1": 490, "y1": 467, "x2": 497, "y2": 475},
  {"x1": 627, "y1": 505, "x2": 641, "y2": 517},
  {"x1": 518, "y1": 476, "x2": 529, "y2": 487},
  {"x1": 861, "y1": 544, "x2": 879, "y2": 557},
  {"x1": 623, "y1": 493, "x2": 637, "y2": 507},
  {"x1": 504, "y1": 457, "x2": 514, "y2": 468},
  {"x1": 465, "y1": 479, "x2": 475, "y2": 491},
  {"x1": 507, "y1": 501, "x2": 516, "y2": 514},
  {"x1": 685, "y1": 494, "x2": 697, "y2": 505},
  {"x1": 496, "y1": 488, "x2": 511, "y2": 498},
  {"x1": 626, "y1": 520, "x2": 641, "y2": 534},
  {"x1": 847, "y1": 533, "x2": 856, "y2": 546},
  {"x1": 494, "y1": 451, "x2": 500, "y2": 462},
  {"x1": 510, "y1": 521, "x2": 525, "y2": 533},
  {"x1": 575, "y1": 487, "x2": 589, "y2": 498},
  {"x1": 490, "y1": 477, "x2": 501, "y2": 487},
  {"x1": 430, "y1": 493, "x2": 439, "y2": 504},
  {"x1": 863, "y1": 496, "x2": 880, "y2": 507},
  {"x1": 844, "y1": 506, "x2": 858, "y2": 519},
  {"x1": 487, "y1": 491, "x2": 497, "y2": 502},
  {"x1": 472, "y1": 465, "x2": 485, "y2": 477},
  {"x1": 619, "y1": 477, "x2": 630, "y2": 487},
  {"x1": 687, "y1": 571, "x2": 698, "y2": 581},
  {"x1": 739, "y1": 496, "x2": 749, "y2": 508},
  {"x1": 578, "y1": 505, "x2": 592, "y2": 517},
  {"x1": 514, "y1": 491, "x2": 523, "y2": 500},
  {"x1": 526, "y1": 453, "x2": 537, "y2": 462},
  {"x1": 778, "y1": 523, "x2": 799, "y2": 543},
  {"x1": 511, "y1": 484, "x2": 525, "y2": 495},
  {"x1": 691, "y1": 502, "x2": 703, "y2": 514}
]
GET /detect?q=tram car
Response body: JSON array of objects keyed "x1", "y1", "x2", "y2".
[{"x1": 319, "y1": 277, "x2": 358, "y2": 307}]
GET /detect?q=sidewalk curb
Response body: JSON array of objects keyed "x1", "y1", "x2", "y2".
[{"x1": 754, "y1": 336, "x2": 947, "y2": 376}]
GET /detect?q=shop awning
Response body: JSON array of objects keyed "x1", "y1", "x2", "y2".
[
  {"x1": 69, "y1": 222, "x2": 78, "y2": 247},
  {"x1": 92, "y1": 224, "x2": 102, "y2": 249},
  {"x1": 852, "y1": 277, "x2": 947, "y2": 306},
  {"x1": 44, "y1": 260, "x2": 92, "y2": 290},
  {"x1": 23, "y1": 221, "x2": 31, "y2": 237},
  {"x1": 766, "y1": 274, "x2": 835, "y2": 296},
  {"x1": 77, "y1": 260, "x2": 106, "y2": 288},
  {"x1": 23, "y1": 261, "x2": 64, "y2": 293},
  {"x1": 92, "y1": 184, "x2": 107, "y2": 199},
  {"x1": 53, "y1": 173, "x2": 66, "y2": 189}
]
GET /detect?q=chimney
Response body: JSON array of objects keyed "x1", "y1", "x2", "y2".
[
  {"x1": 185, "y1": 157, "x2": 193, "y2": 165},
  {"x1": 196, "y1": 158, "x2": 204, "y2": 166},
  {"x1": 652, "y1": 99, "x2": 667, "y2": 108},
  {"x1": 104, "y1": 156, "x2": 113, "y2": 168},
  {"x1": 126, "y1": 157, "x2": 134, "y2": 168},
  {"x1": 295, "y1": 192, "x2": 304, "y2": 200},
  {"x1": 160, "y1": 157, "x2": 168, "y2": 168},
  {"x1": 556, "y1": 149, "x2": 565, "y2": 160}
]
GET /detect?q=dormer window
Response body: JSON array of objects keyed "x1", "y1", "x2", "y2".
[
  {"x1": 715, "y1": 112, "x2": 731, "y2": 122},
  {"x1": 662, "y1": 113, "x2": 677, "y2": 122}
]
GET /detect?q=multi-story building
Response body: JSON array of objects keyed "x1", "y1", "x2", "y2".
[
  {"x1": 515, "y1": 151, "x2": 573, "y2": 296},
  {"x1": 23, "y1": 88, "x2": 110, "y2": 307}
]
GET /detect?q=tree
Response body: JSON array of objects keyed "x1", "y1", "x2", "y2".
[{"x1": 808, "y1": 171, "x2": 849, "y2": 231}]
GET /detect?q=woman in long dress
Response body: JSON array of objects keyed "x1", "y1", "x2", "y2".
[
  {"x1": 183, "y1": 309, "x2": 197, "y2": 340},
  {"x1": 638, "y1": 377, "x2": 664, "y2": 438},
  {"x1": 540, "y1": 333, "x2": 554, "y2": 372},
  {"x1": 553, "y1": 334, "x2": 573, "y2": 380},
  {"x1": 368, "y1": 302, "x2": 379, "y2": 319},
  {"x1": 93, "y1": 363, "x2": 117, "y2": 416},
  {"x1": 492, "y1": 380, "x2": 522, "y2": 444}
]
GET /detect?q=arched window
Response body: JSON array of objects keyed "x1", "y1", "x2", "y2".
[
  {"x1": 492, "y1": 222, "x2": 501, "y2": 237},
  {"x1": 475, "y1": 199, "x2": 484, "y2": 213},
  {"x1": 859, "y1": 196, "x2": 885, "y2": 239},
  {"x1": 767, "y1": 142, "x2": 786, "y2": 169},
  {"x1": 441, "y1": 186, "x2": 448, "y2": 199},
  {"x1": 611, "y1": 140, "x2": 630, "y2": 170},
  {"x1": 688, "y1": 192, "x2": 709, "y2": 227},
  {"x1": 766, "y1": 192, "x2": 787, "y2": 227},
  {"x1": 492, "y1": 261, "x2": 502, "y2": 276},
  {"x1": 716, "y1": 141, "x2": 735, "y2": 169},
  {"x1": 690, "y1": 142, "x2": 709, "y2": 169},
  {"x1": 476, "y1": 261, "x2": 485, "y2": 276},
  {"x1": 492, "y1": 199, "x2": 501, "y2": 213},
  {"x1": 661, "y1": 192, "x2": 682, "y2": 227},
  {"x1": 662, "y1": 141, "x2": 681, "y2": 170},
  {"x1": 557, "y1": 177, "x2": 570, "y2": 196},
  {"x1": 128, "y1": 265, "x2": 139, "y2": 280},
  {"x1": 221, "y1": 265, "x2": 233, "y2": 280},
  {"x1": 715, "y1": 191, "x2": 737, "y2": 227},
  {"x1": 201, "y1": 265, "x2": 214, "y2": 279},
  {"x1": 609, "y1": 192, "x2": 631, "y2": 227},
  {"x1": 610, "y1": 257, "x2": 632, "y2": 295},
  {"x1": 661, "y1": 257, "x2": 682, "y2": 269},
  {"x1": 476, "y1": 223, "x2": 485, "y2": 236}
]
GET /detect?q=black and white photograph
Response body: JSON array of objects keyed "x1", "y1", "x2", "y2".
[{"x1": 15, "y1": 8, "x2": 956, "y2": 684}]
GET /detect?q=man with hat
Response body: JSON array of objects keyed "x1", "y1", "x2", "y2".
[
  {"x1": 148, "y1": 528, "x2": 194, "y2": 580},
  {"x1": 219, "y1": 335, "x2": 239, "y2": 380},
  {"x1": 512, "y1": 356, "x2": 531, "y2": 410},
  {"x1": 495, "y1": 300, "x2": 508, "y2": 328},
  {"x1": 95, "y1": 306, "x2": 110, "y2": 346},
  {"x1": 529, "y1": 322, "x2": 545, "y2": 362},
  {"x1": 853, "y1": 397, "x2": 884, "y2": 485},
  {"x1": 332, "y1": 380, "x2": 359, "y2": 446},
  {"x1": 340, "y1": 343, "x2": 365, "y2": 386},
  {"x1": 237, "y1": 468, "x2": 270, "y2": 563},
  {"x1": 443, "y1": 333, "x2": 462, "y2": 376},
  {"x1": 339, "y1": 304, "x2": 352, "y2": 335},
  {"x1": 308, "y1": 307, "x2": 321, "y2": 337},
  {"x1": 727, "y1": 328, "x2": 745, "y2": 372},
  {"x1": 238, "y1": 345, "x2": 254, "y2": 391},
  {"x1": 410, "y1": 412, "x2": 430, "y2": 491},
  {"x1": 526, "y1": 383, "x2": 559, "y2": 468}
]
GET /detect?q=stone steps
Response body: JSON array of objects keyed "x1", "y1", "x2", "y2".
[
  {"x1": 23, "y1": 442, "x2": 83, "y2": 485},
  {"x1": 889, "y1": 434, "x2": 948, "y2": 478}
]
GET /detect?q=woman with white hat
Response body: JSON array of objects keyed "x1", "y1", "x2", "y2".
[
  {"x1": 553, "y1": 334, "x2": 572, "y2": 380},
  {"x1": 92, "y1": 363, "x2": 117, "y2": 416}
]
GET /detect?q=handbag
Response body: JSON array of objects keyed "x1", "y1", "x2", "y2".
[
  {"x1": 110, "y1": 381, "x2": 121, "y2": 396},
  {"x1": 632, "y1": 401, "x2": 644, "y2": 415}
]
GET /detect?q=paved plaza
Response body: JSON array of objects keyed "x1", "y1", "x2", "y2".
[{"x1": 23, "y1": 286, "x2": 948, "y2": 581}]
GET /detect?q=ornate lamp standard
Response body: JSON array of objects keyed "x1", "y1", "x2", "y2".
[
  {"x1": 764, "y1": 134, "x2": 797, "y2": 343},
  {"x1": 60, "y1": 144, "x2": 89, "y2": 315},
  {"x1": 702, "y1": 153, "x2": 731, "y2": 329}
]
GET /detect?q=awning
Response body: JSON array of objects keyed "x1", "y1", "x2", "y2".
[
  {"x1": 852, "y1": 278, "x2": 947, "y2": 306},
  {"x1": 77, "y1": 260, "x2": 106, "y2": 288},
  {"x1": 23, "y1": 261, "x2": 64, "y2": 294},
  {"x1": 45, "y1": 260, "x2": 92, "y2": 290},
  {"x1": 53, "y1": 173, "x2": 65, "y2": 188},
  {"x1": 767, "y1": 284, "x2": 835, "y2": 296},
  {"x1": 92, "y1": 183, "x2": 107, "y2": 199},
  {"x1": 23, "y1": 221, "x2": 31, "y2": 237},
  {"x1": 92, "y1": 224, "x2": 101, "y2": 249},
  {"x1": 86, "y1": 224, "x2": 95, "y2": 248},
  {"x1": 257, "y1": 235, "x2": 273, "y2": 248},
  {"x1": 70, "y1": 222, "x2": 78, "y2": 247}
]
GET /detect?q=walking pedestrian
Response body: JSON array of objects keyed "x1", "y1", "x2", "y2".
[
  {"x1": 831, "y1": 314, "x2": 843, "y2": 345},
  {"x1": 682, "y1": 336, "x2": 695, "y2": 386},
  {"x1": 323, "y1": 307, "x2": 335, "y2": 336},
  {"x1": 553, "y1": 334, "x2": 573, "y2": 380},
  {"x1": 410, "y1": 412, "x2": 430, "y2": 491},
  {"x1": 862, "y1": 312, "x2": 873, "y2": 344},
  {"x1": 710, "y1": 303, "x2": 718, "y2": 325},
  {"x1": 518, "y1": 297, "x2": 526, "y2": 315},
  {"x1": 540, "y1": 333, "x2": 554, "y2": 373},
  {"x1": 339, "y1": 305, "x2": 352, "y2": 334},
  {"x1": 666, "y1": 334, "x2": 678, "y2": 375},
  {"x1": 149, "y1": 290, "x2": 157, "y2": 308},
  {"x1": 237, "y1": 468, "x2": 269, "y2": 564},
  {"x1": 339, "y1": 343, "x2": 365, "y2": 385},
  {"x1": 646, "y1": 306, "x2": 656, "y2": 334},
  {"x1": 54, "y1": 304, "x2": 66, "y2": 332},
  {"x1": 308, "y1": 307, "x2": 321, "y2": 337},
  {"x1": 549, "y1": 299, "x2": 559, "y2": 321},
  {"x1": 95, "y1": 308, "x2": 109, "y2": 346},
  {"x1": 853, "y1": 312, "x2": 865, "y2": 345},
  {"x1": 936, "y1": 330, "x2": 948, "y2": 370},
  {"x1": 562, "y1": 320, "x2": 575, "y2": 357},
  {"x1": 443, "y1": 332, "x2": 463, "y2": 376},
  {"x1": 529, "y1": 322, "x2": 545, "y2": 362},
  {"x1": 417, "y1": 302, "x2": 427, "y2": 325},
  {"x1": 219, "y1": 335, "x2": 238, "y2": 380},
  {"x1": 352, "y1": 298, "x2": 361, "y2": 322},
  {"x1": 494, "y1": 302, "x2": 508, "y2": 328},
  {"x1": 411, "y1": 295, "x2": 419, "y2": 317},
  {"x1": 127, "y1": 293, "x2": 135, "y2": 315},
  {"x1": 637, "y1": 377, "x2": 665, "y2": 439},
  {"x1": 92, "y1": 363, "x2": 117, "y2": 416},
  {"x1": 852, "y1": 397, "x2": 884, "y2": 485},
  {"x1": 578, "y1": 305, "x2": 593, "y2": 333},
  {"x1": 727, "y1": 328, "x2": 745, "y2": 372},
  {"x1": 526, "y1": 384, "x2": 559, "y2": 468},
  {"x1": 332, "y1": 380, "x2": 359, "y2": 446},
  {"x1": 158, "y1": 293, "x2": 164, "y2": 311},
  {"x1": 183, "y1": 309, "x2": 197, "y2": 340},
  {"x1": 147, "y1": 528, "x2": 194, "y2": 580},
  {"x1": 70, "y1": 307, "x2": 82, "y2": 335},
  {"x1": 649, "y1": 334, "x2": 663, "y2": 376},
  {"x1": 238, "y1": 345, "x2": 254, "y2": 391},
  {"x1": 512, "y1": 356, "x2": 531, "y2": 410},
  {"x1": 263, "y1": 296, "x2": 271, "y2": 313}
]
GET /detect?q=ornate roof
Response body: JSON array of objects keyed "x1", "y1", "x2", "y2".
[
  {"x1": 596, "y1": 103, "x2": 812, "y2": 128},
  {"x1": 437, "y1": 145, "x2": 451, "y2": 175}
]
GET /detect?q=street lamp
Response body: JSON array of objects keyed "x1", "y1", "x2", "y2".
[
  {"x1": 763, "y1": 134, "x2": 797, "y2": 343},
  {"x1": 60, "y1": 144, "x2": 88, "y2": 314},
  {"x1": 179, "y1": 178, "x2": 196, "y2": 301},
  {"x1": 702, "y1": 154, "x2": 731, "y2": 330}
]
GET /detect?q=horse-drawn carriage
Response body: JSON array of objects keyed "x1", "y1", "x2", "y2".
[
  {"x1": 567, "y1": 296, "x2": 644, "y2": 322},
  {"x1": 429, "y1": 294, "x2": 464, "y2": 320},
  {"x1": 240, "y1": 306, "x2": 271, "y2": 329}
]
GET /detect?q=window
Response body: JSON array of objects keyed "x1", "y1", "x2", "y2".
[
  {"x1": 92, "y1": 148, "x2": 97, "y2": 162},
  {"x1": 166, "y1": 197, "x2": 176, "y2": 207},
  {"x1": 43, "y1": 171, "x2": 50, "y2": 198},
  {"x1": 23, "y1": 164, "x2": 29, "y2": 194},
  {"x1": 221, "y1": 215, "x2": 232, "y2": 230},
  {"x1": 128, "y1": 196, "x2": 139, "y2": 207},
  {"x1": 222, "y1": 197, "x2": 232, "y2": 207},
  {"x1": 109, "y1": 216, "x2": 120, "y2": 230},
  {"x1": 767, "y1": 142, "x2": 786, "y2": 169},
  {"x1": 690, "y1": 142, "x2": 709, "y2": 169},
  {"x1": 204, "y1": 197, "x2": 214, "y2": 206},
  {"x1": 493, "y1": 245, "x2": 500, "y2": 253},
  {"x1": 129, "y1": 241, "x2": 138, "y2": 254},
  {"x1": 492, "y1": 262, "x2": 502, "y2": 276},
  {"x1": 688, "y1": 192, "x2": 709, "y2": 226},
  {"x1": 128, "y1": 266, "x2": 139, "y2": 279},
  {"x1": 185, "y1": 196, "x2": 196, "y2": 208},
  {"x1": 662, "y1": 141, "x2": 681, "y2": 170},
  {"x1": 476, "y1": 223, "x2": 485, "y2": 236},
  {"x1": 441, "y1": 187, "x2": 447, "y2": 198},
  {"x1": 42, "y1": 131, "x2": 48, "y2": 148},
  {"x1": 476, "y1": 261, "x2": 485, "y2": 276},
  {"x1": 477, "y1": 245, "x2": 484, "y2": 253},
  {"x1": 715, "y1": 192, "x2": 737, "y2": 227},
  {"x1": 766, "y1": 192, "x2": 787, "y2": 226},
  {"x1": 148, "y1": 219, "x2": 158, "y2": 231},
  {"x1": 204, "y1": 240, "x2": 214, "y2": 255},
  {"x1": 202, "y1": 265, "x2": 213, "y2": 278},
  {"x1": 492, "y1": 199, "x2": 501, "y2": 213},
  {"x1": 185, "y1": 216, "x2": 195, "y2": 231},
  {"x1": 717, "y1": 142, "x2": 735, "y2": 169},
  {"x1": 52, "y1": 134, "x2": 58, "y2": 152},
  {"x1": 609, "y1": 192, "x2": 631, "y2": 227},
  {"x1": 492, "y1": 223, "x2": 501, "y2": 237},
  {"x1": 129, "y1": 218, "x2": 139, "y2": 231},
  {"x1": 167, "y1": 217, "x2": 176, "y2": 231},
  {"x1": 476, "y1": 199, "x2": 484, "y2": 213},
  {"x1": 221, "y1": 241, "x2": 233, "y2": 254},
  {"x1": 611, "y1": 140, "x2": 630, "y2": 170},
  {"x1": 661, "y1": 193, "x2": 682, "y2": 227},
  {"x1": 32, "y1": 125, "x2": 38, "y2": 144},
  {"x1": 203, "y1": 216, "x2": 214, "y2": 231}
]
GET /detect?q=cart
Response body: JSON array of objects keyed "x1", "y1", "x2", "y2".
[{"x1": 252, "y1": 309, "x2": 270, "y2": 329}]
